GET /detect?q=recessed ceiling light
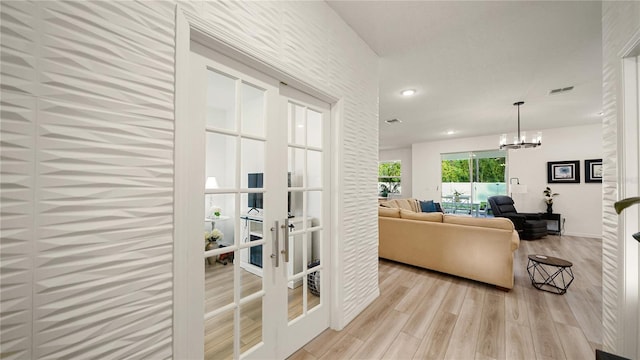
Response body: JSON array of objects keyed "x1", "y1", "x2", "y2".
[
  {"x1": 446, "y1": 130, "x2": 455, "y2": 135},
  {"x1": 401, "y1": 89, "x2": 416, "y2": 96},
  {"x1": 598, "y1": 111, "x2": 604, "y2": 116}
]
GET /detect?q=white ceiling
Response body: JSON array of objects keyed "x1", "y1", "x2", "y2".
[{"x1": 326, "y1": 1, "x2": 603, "y2": 150}]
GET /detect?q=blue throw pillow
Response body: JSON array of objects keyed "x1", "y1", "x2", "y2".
[{"x1": 420, "y1": 200, "x2": 437, "y2": 212}]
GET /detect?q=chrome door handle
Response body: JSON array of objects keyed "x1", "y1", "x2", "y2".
[
  {"x1": 281, "y1": 218, "x2": 290, "y2": 263},
  {"x1": 271, "y1": 221, "x2": 279, "y2": 268}
]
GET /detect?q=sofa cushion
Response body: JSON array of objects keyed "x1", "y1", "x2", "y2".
[
  {"x1": 379, "y1": 207, "x2": 401, "y2": 218},
  {"x1": 400, "y1": 209, "x2": 443, "y2": 222},
  {"x1": 443, "y1": 214, "x2": 514, "y2": 231},
  {"x1": 382, "y1": 199, "x2": 419, "y2": 212},
  {"x1": 419, "y1": 200, "x2": 438, "y2": 212}
]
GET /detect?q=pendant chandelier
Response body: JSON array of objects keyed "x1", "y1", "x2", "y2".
[{"x1": 499, "y1": 101, "x2": 542, "y2": 150}]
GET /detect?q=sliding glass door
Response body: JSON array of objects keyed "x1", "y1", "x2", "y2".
[{"x1": 441, "y1": 150, "x2": 507, "y2": 216}]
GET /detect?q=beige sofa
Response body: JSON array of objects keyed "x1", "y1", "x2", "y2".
[{"x1": 379, "y1": 199, "x2": 520, "y2": 289}]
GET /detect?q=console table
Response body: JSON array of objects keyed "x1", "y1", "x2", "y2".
[{"x1": 540, "y1": 213, "x2": 562, "y2": 235}]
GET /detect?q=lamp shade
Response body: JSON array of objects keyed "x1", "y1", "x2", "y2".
[{"x1": 205, "y1": 177, "x2": 219, "y2": 189}]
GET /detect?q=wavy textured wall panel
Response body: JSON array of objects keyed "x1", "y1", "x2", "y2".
[
  {"x1": 2, "y1": 1, "x2": 175, "y2": 358},
  {"x1": 601, "y1": 1, "x2": 640, "y2": 353},
  {"x1": 1, "y1": 0, "x2": 378, "y2": 355},
  {"x1": 0, "y1": 93, "x2": 36, "y2": 360},
  {"x1": 0, "y1": 1, "x2": 37, "y2": 95}
]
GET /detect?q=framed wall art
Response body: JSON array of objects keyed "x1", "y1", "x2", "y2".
[
  {"x1": 547, "y1": 160, "x2": 580, "y2": 183},
  {"x1": 585, "y1": 159, "x2": 603, "y2": 183}
]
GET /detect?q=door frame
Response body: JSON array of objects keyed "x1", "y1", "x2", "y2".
[
  {"x1": 616, "y1": 29, "x2": 640, "y2": 358},
  {"x1": 173, "y1": 5, "x2": 342, "y2": 359}
]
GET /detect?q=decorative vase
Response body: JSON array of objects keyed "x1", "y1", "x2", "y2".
[{"x1": 546, "y1": 203, "x2": 553, "y2": 214}]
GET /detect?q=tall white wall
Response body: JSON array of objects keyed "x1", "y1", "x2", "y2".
[
  {"x1": 0, "y1": 1, "x2": 378, "y2": 358},
  {"x1": 379, "y1": 147, "x2": 412, "y2": 198},
  {"x1": 602, "y1": 1, "x2": 640, "y2": 356},
  {"x1": 412, "y1": 124, "x2": 603, "y2": 238}
]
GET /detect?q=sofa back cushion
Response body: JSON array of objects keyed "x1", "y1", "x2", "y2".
[
  {"x1": 400, "y1": 209, "x2": 443, "y2": 222},
  {"x1": 443, "y1": 214, "x2": 514, "y2": 231},
  {"x1": 380, "y1": 198, "x2": 419, "y2": 212},
  {"x1": 379, "y1": 207, "x2": 401, "y2": 218}
]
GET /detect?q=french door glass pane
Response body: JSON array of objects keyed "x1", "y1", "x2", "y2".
[
  {"x1": 290, "y1": 103, "x2": 305, "y2": 146},
  {"x1": 306, "y1": 109, "x2": 322, "y2": 148},
  {"x1": 205, "y1": 309, "x2": 234, "y2": 360},
  {"x1": 241, "y1": 82, "x2": 265, "y2": 137},
  {"x1": 206, "y1": 70, "x2": 237, "y2": 131},
  {"x1": 240, "y1": 297, "x2": 263, "y2": 353},
  {"x1": 241, "y1": 138, "x2": 265, "y2": 189},
  {"x1": 206, "y1": 133, "x2": 236, "y2": 189},
  {"x1": 307, "y1": 191, "x2": 322, "y2": 226},
  {"x1": 289, "y1": 147, "x2": 305, "y2": 188},
  {"x1": 289, "y1": 191, "x2": 303, "y2": 218},
  {"x1": 307, "y1": 150, "x2": 322, "y2": 188}
]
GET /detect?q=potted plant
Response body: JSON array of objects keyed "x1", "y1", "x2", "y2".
[
  {"x1": 543, "y1": 187, "x2": 559, "y2": 214},
  {"x1": 614, "y1": 196, "x2": 640, "y2": 242},
  {"x1": 453, "y1": 189, "x2": 463, "y2": 202}
]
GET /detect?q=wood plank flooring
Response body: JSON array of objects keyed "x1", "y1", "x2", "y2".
[{"x1": 290, "y1": 234, "x2": 602, "y2": 360}]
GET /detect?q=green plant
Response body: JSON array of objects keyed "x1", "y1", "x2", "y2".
[
  {"x1": 543, "y1": 187, "x2": 559, "y2": 205},
  {"x1": 614, "y1": 196, "x2": 640, "y2": 242}
]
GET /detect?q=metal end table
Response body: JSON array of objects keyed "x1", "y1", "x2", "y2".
[{"x1": 526, "y1": 254, "x2": 574, "y2": 295}]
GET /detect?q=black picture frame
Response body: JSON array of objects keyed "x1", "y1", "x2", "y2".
[
  {"x1": 547, "y1": 160, "x2": 580, "y2": 183},
  {"x1": 585, "y1": 159, "x2": 603, "y2": 183}
]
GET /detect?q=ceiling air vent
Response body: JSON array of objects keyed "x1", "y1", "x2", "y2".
[
  {"x1": 549, "y1": 86, "x2": 574, "y2": 95},
  {"x1": 385, "y1": 118, "x2": 402, "y2": 125}
]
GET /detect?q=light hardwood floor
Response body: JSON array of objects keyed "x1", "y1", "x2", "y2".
[{"x1": 290, "y1": 234, "x2": 602, "y2": 360}]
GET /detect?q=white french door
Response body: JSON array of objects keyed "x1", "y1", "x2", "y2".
[{"x1": 188, "y1": 42, "x2": 331, "y2": 360}]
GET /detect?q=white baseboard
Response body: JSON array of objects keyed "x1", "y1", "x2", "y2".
[{"x1": 561, "y1": 231, "x2": 601, "y2": 239}]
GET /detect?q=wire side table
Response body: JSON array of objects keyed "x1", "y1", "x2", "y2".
[{"x1": 527, "y1": 254, "x2": 574, "y2": 295}]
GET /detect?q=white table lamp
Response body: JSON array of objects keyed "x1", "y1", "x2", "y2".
[{"x1": 205, "y1": 177, "x2": 219, "y2": 190}]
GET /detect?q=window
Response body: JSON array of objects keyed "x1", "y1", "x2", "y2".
[
  {"x1": 441, "y1": 151, "x2": 507, "y2": 215},
  {"x1": 378, "y1": 160, "x2": 401, "y2": 197}
]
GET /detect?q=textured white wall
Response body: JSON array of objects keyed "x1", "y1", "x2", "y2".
[
  {"x1": 602, "y1": 1, "x2": 640, "y2": 356},
  {"x1": 379, "y1": 147, "x2": 412, "y2": 198},
  {"x1": 411, "y1": 124, "x2": 603, "y2": 237},
  {"x1": 0, "y1": 1, "x2": 379, "y2": 358}
]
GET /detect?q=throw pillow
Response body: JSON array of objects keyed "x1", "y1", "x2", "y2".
[
  {"x1": 419, "y1": 200, "x2": 437, "y2": 213},
  {"x1": 434, "y1": 202, "x2": 444, "y2": 213}
]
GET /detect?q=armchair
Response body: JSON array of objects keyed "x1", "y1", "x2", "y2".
[{"x1": 488, "y1": 195, "x2": 547, "y2": 240}]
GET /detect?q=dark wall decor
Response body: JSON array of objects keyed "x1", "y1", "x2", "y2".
[
  {"x1": 585, "y1": 159, "x2": 603, "y2": 183},
  {"x1": 547, "y1": 160, "x2": 580, "y2": 183}
]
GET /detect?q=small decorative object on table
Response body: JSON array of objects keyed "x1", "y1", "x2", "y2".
[
  {"x1": 205, "y1": 229, "x2": 229, "y2": 265},
  {"x1": 543, "y1": 187, "x2": 559, "y2": 214},
  {"x1": 209, "y1": 206, "x2": 222, "y2": 218}
]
